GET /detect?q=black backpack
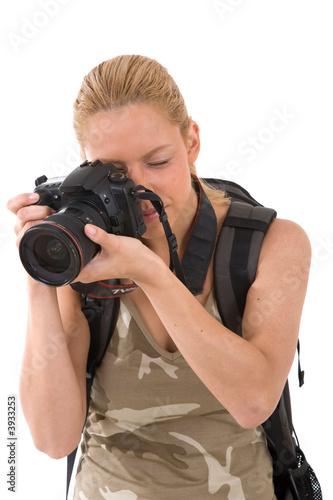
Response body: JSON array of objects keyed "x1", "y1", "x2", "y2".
[{"x1": 67, "y1": 179, "x2": 322, "y2": 500}]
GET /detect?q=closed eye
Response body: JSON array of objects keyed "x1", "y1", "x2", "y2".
[{"x1": 147, "y1": 160, "x2": 170, "y2": 167}]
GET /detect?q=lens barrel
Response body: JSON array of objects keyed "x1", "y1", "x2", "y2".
[{"x1": 19, "y1": 201, "x2": 108, "y2": 286}]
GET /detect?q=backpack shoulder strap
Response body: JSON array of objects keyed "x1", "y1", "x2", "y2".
[
  {"x1": 210, "y1": 181, "x2": 318, "y2": 497},
  {"x1": 213, "y1": 197, "x2": 277, "y2": 336},
  {"x1": 204, "y1": 177, "x2": 263, "y2": 205},
  {"x1": 66, "y1": 294, "x2": 120, "y2": 498},
  {"x1": 83, "y1": 295, "x2": 120, "y2": 377}
]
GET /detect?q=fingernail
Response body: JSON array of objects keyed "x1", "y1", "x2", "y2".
[{"x1": 29, "y1": 193, "x2": 39, "y2": 201}]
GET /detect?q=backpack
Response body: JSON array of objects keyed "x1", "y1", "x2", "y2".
[{"x1": 67, "y1": 178, "x2": 322, "y2": 500}]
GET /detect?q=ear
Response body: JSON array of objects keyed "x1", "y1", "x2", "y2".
[{"x1": 186, "y1": 121, "x2": 201, "y2": 164}]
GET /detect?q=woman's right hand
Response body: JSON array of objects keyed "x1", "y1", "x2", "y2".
[{"x1": 7, "y1": 193, "x2": 55, "y2": 247}]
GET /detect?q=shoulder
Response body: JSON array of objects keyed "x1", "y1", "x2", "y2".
[
  {"x1": 260, "y1": 217, "x2": 311, "y2": 266},
  {"x1": 252, "y1": 218, "x2": 311, "y2": 305}
]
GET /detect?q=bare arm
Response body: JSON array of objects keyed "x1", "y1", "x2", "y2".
[
  {"x1": 20, "y1": 281, "x2": 90, "y2": 458},
  {"x1": 78, "y1": 218, "x2": 311, "y2": 429},
  {"x1": 7, "y1": 193, "x2": 90, "y2": 458},
  {"x1": 137, "y1": 219, "x2": 310, "y2": 428}
]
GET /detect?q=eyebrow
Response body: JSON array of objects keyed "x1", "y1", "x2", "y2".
[
  {"x1": 98, "y1": 144, "x2": 173, "y2": 164},
  {"x1": 142, "y1": 144, "x2": 173, "y2": 159}
]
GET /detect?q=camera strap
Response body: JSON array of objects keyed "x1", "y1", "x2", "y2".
[
  {"x1": 72, "y1": 177, "x2": 217, "y2": 298},
  {"x1": 132, "y1": 185, "x2": 188, "y2": 287},
  {"x1": 133, "y1": 177, "x2": 218, "y2": 295},
  {"x1": 180, "y1": 178, "x2": 217, "y2": 295}
]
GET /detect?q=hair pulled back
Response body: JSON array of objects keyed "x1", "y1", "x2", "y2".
[
  {"x1": 73, "y1": 54, "x2": 191, "y2": 146},
  {"x1": 73, "y1": 54, "x2": 227, "y2": 205}
]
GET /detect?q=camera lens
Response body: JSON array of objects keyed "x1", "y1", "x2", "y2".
[
  {"x1": 34, "y1": 236, "x2": 71, "y2": 273},
  {"x1": 19, "y1": 201, "x2": 109, "y2": 286},
  {"x1": 19, "y1": 223, "x2": 83, "y2": 286}
]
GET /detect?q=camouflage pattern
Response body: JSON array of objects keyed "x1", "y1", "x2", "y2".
[{"x1": 74, "y1": 293, "x2": 276, "y2": 499}]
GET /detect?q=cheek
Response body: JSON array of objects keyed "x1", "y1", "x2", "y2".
[
  {"x1": 169, "y1": 176, "x2": 193, "y2": 214},
  {"x1": 149, "y1": 150, "x2": 192, "y2": 201},
  {"x1": 161, "y1": 171, "x2": 191, "y2": 203},
  {"x1": 176, "y1": 165, "x2": 193, "y2": 196}
]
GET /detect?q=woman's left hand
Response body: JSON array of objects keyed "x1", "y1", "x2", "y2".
[{"x1": 74, "y1": 224, "x2": 161, "y2": 285}]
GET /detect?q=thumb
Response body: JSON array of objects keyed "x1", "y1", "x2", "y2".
[{"x1": 84, "y1": 224, "x2": 107, "y2": 243}]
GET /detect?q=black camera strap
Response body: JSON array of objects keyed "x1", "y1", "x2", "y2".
[
  {"x1": 132, "y1": 185, "x2": 188, "y2": 288},
  {"x1": 180, "y1": 178, "x2": 217, "y2": 295}
]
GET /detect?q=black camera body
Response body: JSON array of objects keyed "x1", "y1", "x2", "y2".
[{"x1": 19, "y1": 160, "x2": 147, "y2": 287}]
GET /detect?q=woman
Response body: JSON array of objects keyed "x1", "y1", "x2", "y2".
[{"x1": 7, "y1": 55, "x2": 311, "y2": 499}]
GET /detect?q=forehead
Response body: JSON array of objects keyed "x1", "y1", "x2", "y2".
[{"x1": 83, "y1": 104, "x2": 182, "y2": 158}]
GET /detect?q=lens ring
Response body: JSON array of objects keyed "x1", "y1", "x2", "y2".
[{"x1": 19, "y1": 223, "x2": 82, "y2": 286}]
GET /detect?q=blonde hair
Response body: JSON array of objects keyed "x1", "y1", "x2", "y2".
[{"x1": 73, "y1": 54, "x2": 227, "y2": 205}]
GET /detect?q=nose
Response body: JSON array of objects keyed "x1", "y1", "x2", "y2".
[
  {"x1": 125, "y1": 165, "x2": 158, "y2": 212},
  {"x1": 126, "y1": 165, "x2": 152, "y2": 191}
]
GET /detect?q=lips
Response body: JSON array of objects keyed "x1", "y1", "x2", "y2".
[{"x1": 142, "y1": 208, "x2": 160, "y2": 224}]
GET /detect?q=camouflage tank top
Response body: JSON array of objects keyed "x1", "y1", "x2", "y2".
[{"x1": 74, "y1": 292, "x2": 276, "y2": 500}]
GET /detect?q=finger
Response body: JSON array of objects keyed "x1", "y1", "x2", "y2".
[
  {"x1": 16, "y1": 204, "x2": 54, "y2": 225},
  {"x1": 14, "y1": 205, "x2": 55, "y2": 246},
  {"x1": 7, "y1": 193, "x2": 40, "y2": 215},
  {"x1": 14, "y1": 220, "x2": 45, "y2": 247},
  {"x1": 84, "y1": 224, "x2": 122, "y2": 256},
  {"x1": 84, "y1": 224, "x2": 111, "y2": 246}
]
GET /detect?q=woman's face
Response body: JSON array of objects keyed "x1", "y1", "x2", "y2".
[{"x1": 83, "y1": 104, "x2": 200, "y2": 244}]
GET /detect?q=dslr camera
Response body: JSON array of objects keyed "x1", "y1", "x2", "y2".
[{"x1": 19, "y1": 160, "x2": 147, "y2": 287}]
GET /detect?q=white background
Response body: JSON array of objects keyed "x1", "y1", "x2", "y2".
[{"x1": 0, "y1": 0, "x2": 332, "y2": 498}]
